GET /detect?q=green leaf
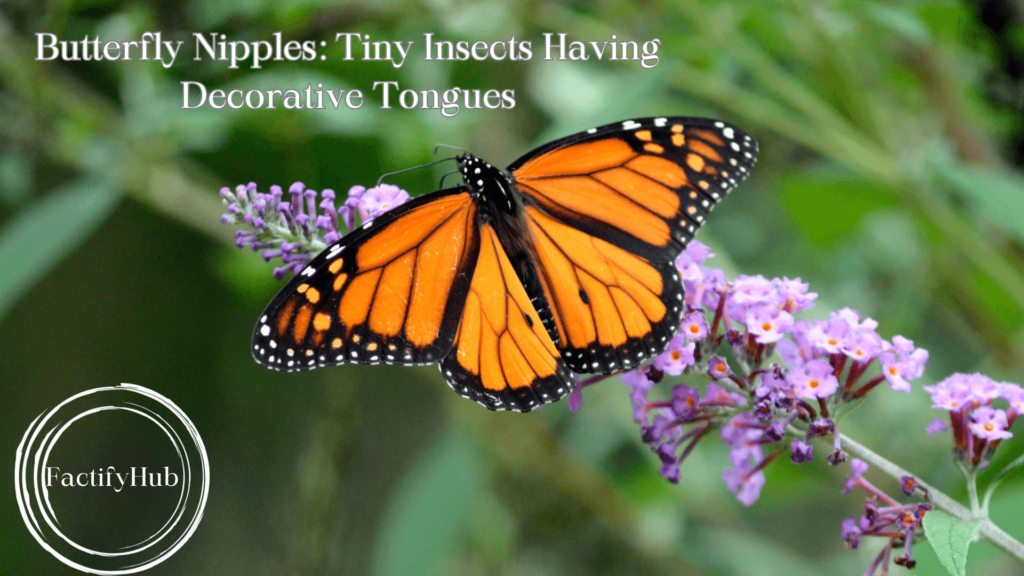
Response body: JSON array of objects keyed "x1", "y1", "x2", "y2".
[
  {"x1": 935, "y1": 161, "x2": 1024, "y2": 245},
  {"x1": 983, "y1": 452, "x2": 1024, "y2": 511},
  {"x1": 781, "y1": 168, "x2": 896, "y2": 247},
  {"x1": 863, "y1": 4, "x2": 931, "y2": 44},
  {"x1": 373, "y1": 433, "x2": 484, "y2": 576},
  {"x1": 0, "y1": 180, "x2": 120, "y2": 321},
  {"x1": 923, "y1": 510, "x2": 984, "y2": 576}
]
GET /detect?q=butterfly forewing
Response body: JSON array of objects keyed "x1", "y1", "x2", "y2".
[
  {"x1": 510, "y1": 116, "x2": 758, "y2": 263},
  {"x1": 252, "y1": 188, "x2": 480, "y2": 371}
]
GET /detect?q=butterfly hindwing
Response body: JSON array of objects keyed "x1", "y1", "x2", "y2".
[
  {"x1": 510, "y1": 116, "x2": 757, "y2": 263},
  {"x1": 441, "y1": 223, "x2": 576, "y2": 412},
  {"x1": 252, "y1": 188, "x2": 480, "y2": 371},
  {"x1": 523, "y1": 206, "x2": 685, "y2": 374}
]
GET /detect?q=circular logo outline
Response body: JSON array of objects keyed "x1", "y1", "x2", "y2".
[{"x1": 15, "y1": 383, "x2": 209, "y2": 574}]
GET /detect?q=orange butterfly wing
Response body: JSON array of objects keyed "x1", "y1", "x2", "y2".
[
  {"x1": 511, "y1": 117, "x2": 757, "y2": 263},
  {"x1": 441, "y1": 223, "x2": 575, "y2": 412},
  {"x1": 508, "y1": 117, "x2": 757, "y2": 373},
  {"x1": 252, "y1": 188, "x2": 480, "y2": 370}
]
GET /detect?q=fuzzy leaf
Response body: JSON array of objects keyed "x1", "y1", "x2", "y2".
[
  {"x1": 0, "y1": 180, "x2": 119, "y2": 321},
  {"x1": 923, "y1": 510, "x2": 983, "y2": 576},
  {"x1": 935, "y1": 161, "x2": 1024, "y2": 245}
]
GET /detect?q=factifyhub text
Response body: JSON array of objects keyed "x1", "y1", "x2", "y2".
[{"x1": 45, "y1": 467, "x2": 180, "y2": 492}]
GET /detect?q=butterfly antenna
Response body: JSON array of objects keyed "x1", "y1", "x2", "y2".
[
  {"x1": 438, "y1": 169, "x2": 462, "y2": 189},
  {"x1": 376, "y1": 157, "x2": 457, "y2": 187},
  {"x1": 433, "y1": 143, "x2": 470, "y2": 155}
]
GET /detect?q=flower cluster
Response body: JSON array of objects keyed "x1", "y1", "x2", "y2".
[
  {"x1": 925, "y1": 374, "x2": 1022, "y2": 468},
  {"x1": 606, "y1": 240, "x2": 930, "y2": 505},
  {"x1": 219, "y1": 182, "x2": 409, "y2": 279},
  {"x1": 840, "y1": 460, "x2": 932, "y2": 572}
]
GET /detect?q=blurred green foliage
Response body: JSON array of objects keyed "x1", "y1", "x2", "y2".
[{"x1": 2, "y1": 1, "x2": 1024, "y2": 575}]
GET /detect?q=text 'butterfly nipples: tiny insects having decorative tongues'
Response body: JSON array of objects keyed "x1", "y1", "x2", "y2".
[{"x1": 251, "y1": 117, "x2": 758, "y2": 412}]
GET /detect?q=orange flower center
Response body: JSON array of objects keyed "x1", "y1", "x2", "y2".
[
  {"x1": 670, "y1": 351, "x2": 681, "y2": 361},
  {"x1": 761, "y1": 322, "x2": 772, "y2": 331},
  {"x1": 889, "y1": 366, "x2": 898, "y2": 376},
  {"x1": 715, "y1": 364, "x2": 727, "y2": 373},
  {"x1": 808, "y1": 379, "x2": 820, "y2": 389},
  {"x1": 827, "y1": 338, "x2": 838, "y2": 345},
  {"x1": 689, "y1": 325, "x2": 700, "y2": 334},
  {"x1": 985, "y1": 423, "x2": 995, "y2": 432}
]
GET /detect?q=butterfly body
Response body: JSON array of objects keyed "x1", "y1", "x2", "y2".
[{"x1": 253, "y1": 117, "x2": 758, "y2": 412}]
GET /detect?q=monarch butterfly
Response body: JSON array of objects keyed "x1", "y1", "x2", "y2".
[{"x1": 252, "y1": 117, "x2": 757, "y2": 412}]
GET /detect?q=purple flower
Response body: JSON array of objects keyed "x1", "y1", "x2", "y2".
[
  {"x1": 674, "y1": 239, "x2": 713, "y2": 270},
  {"x1": 567, "y1": 387, "x2": 583, "y2": 413},
  {"x1": 728, "y1": 275, "x2": 777, "y2": 322},
  {"x1": 776, "y1": 320, "x2": 814, "y2": 367},
  {"x1": 833, "y1": 308, "x2": 878, "y2": 331},
  {"x1": 745, "y1": 306, "x2": 794, "y2": 344},
  {"x1": 791, "y1": 439, "x2": 814, "y2": 464},
  {"x1": 1002, "y1": 383, "x2": 1024, "y2": 415},
  {"x1": 358, "y1": 184, "x2": 410, "y2": 223},
  {"x1": 776, "y1": 277, "x2": 817, "y2": 313},
  {"x1": 787, "y1": 359, "x2": 839, "y2": 399},
  {"x1": 707, "y1": 356, "x2": 731, "y2": 380},
  {"x1": 900, "y1": 475, "x2": 918, "y2": 496},
  {"x1": 652, "y1": 336, "x2": 695, "y2": 376},
  {"x1": 925, "y1": 373, "x2": 1002, "y2": 411},
  {"x1": 841, "y1": 517, "x2": 861, "y2": 548},
  {"x1": 926, "y1": 419, "x2": 949, "y2": 435},
  {"x1": 970, "y1": 407, "x2": 1013, "y2": 441},
  {"x1": 704, "y1": 383, "x2": 746, "y2": 407},
  {"x1": 851, "y1": 458, "x2": 869, "y2": 476},
  {"x1": 842, "y1": 459, "x2": 869, "y2": 494},
  {"x1": 723, "y1": 461, "x2": 766, "y2": 506},
  {"x1": 840, "y1": 330, "x2": 883, "y2": 363},
  {"x1": 668, "y1": 385, "x2": 699, "y2": 418},
  {"x1": 879, "y1": 337, "x2": 929, "y2": 393},
  {"x1": 680, "y1": 312, "x2": 709, "y2": 340},
  {"x1": 721, "y1": 413, "x2": 763, "y2": 449},
  {"x1": 660, "y1": 462, "x2": 681, "y2": 484},
  {"x1": 621, "y1": 369, "x2": 656, "y2": 422},
  {"x1": 924, "y1": 379, "x2": 972, "y2": 411},
  {"x1": 806, "y1": 318, "x2": 849, "y2": 354}
]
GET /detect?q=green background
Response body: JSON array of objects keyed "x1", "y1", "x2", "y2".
[{"x1": 2, "y1": 0, "x2": 1024, "y2": 574}]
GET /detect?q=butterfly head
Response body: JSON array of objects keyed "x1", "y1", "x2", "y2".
[{"x1": 457, "y1": 153, "x2": 516, "y2": 212}]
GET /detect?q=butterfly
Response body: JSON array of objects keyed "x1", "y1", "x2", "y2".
[{"x1": 252, "y1": 117, "x2": 757, "y2": 412}]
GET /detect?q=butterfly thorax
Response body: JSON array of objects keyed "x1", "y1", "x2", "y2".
[{"x1": 458, "y1": 153, "x2": 518, "y2": 219}]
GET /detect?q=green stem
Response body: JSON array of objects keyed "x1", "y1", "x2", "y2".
[
  {"x1": 839, "y1": 433, "x2": 1024, "y2": 563},
  {"x1": 966, "y1": 467, "x2": 981, "y2": 516}
]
